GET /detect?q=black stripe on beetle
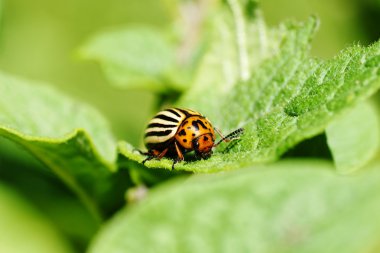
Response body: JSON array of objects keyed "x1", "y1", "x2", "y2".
[
  {"x1": 145, "y1": 129, "x2": 172, "y2": 137},
  {"x1": 147, "y1": 123, "x2": 177, "y2": 128},
  {"x1": 154, "y1": 114, "x2": 179, "y2": 123},
  {"x1": 166, "y1": 109, "x2": 181, "y2": 118},
  {"x1": 176, "y1": 108, "x2": 198, "y2": 116},
  {"x1": 142, "y1": 107, "x2": 244, "y2": 169}
]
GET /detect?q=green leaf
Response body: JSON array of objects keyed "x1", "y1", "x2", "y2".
[
  {"x1": 0, "y1": 72, "x2": 127, "y2": 220},
  {"x1": 326, "y1": 101, "x2": 380, "y2": 174},
  {"x1": 80, "y1": 26, "x2": 180, "y2": 92},
  {"x1": 0, "y1": 139, "x2": 100, "y2": 249},
  {"x1": 79, "y1": 1, "x2": 214, "y2": 94},
  {"x1": 0, "y1": 183, "x2": 74, "y2": 253},
  {"x1": 179, "y1": 2, "x2": 292, "y2": 114},
  {"x1": 119, "y1": 1, "x2": 380, "y2": 172},
  {"x1": 89, "y1": 159, "x2": 380, "y2": 253}
]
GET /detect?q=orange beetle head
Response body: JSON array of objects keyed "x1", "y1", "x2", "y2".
[{"x1": 193, "y1": 133, "x2": 215, "y2": 159}]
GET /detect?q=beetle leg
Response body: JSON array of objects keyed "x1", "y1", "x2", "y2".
[
  {"x1": 172, "y1": 142, "x2": 184, "y2": 169},
  {"x1": 142, "y1": 148, "x2": 169, "y2": 165},
  {"x1": 134, "y1": 148, "x2": 149, "y2": 155},
  {"x1": 142, "y1": 156, "x2": 154, "y2": 165},
  {"x1": 171, "y1": 160, "x2": 178, "y2": 170},
  {"x1": 157, "y1": 148, "x2": 169, "y2": 159}
]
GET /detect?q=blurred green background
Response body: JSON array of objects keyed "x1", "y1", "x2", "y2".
[
  {"x1": 0, "y1": 0, "x2": 169, "y2": 146},
  {"x1": 0, "y1": 0, "x2": 379, "y2": 147},
  {"x1": 0, "y1": 0, "x2": 379, "y2": 252}
]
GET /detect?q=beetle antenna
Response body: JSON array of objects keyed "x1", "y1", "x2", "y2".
[{"x1": 214, "y1": 128, "x2": 244, "y2": 147}]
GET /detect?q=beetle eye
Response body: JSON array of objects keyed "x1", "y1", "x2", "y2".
[{"x1": 193, "y1": 139, "x2": 199, "y2": 148}]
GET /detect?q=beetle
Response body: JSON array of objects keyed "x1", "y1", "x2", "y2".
[{"x1": 141, "y1": 108, "x2": 244, "y2": 169}]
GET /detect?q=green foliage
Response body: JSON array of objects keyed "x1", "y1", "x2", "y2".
[
  {"x1": 0, "y1": 183, "x2": 74, "y2": 253},
  {"x1": 89, "y1": 159, "x2": 380, "y2": 253},
  {"x1": 326, "y1": 101, "x2": 380, "y2": 174},
  {"x1": 0, "y1": 72, "x2": 128, "y2": 220},
  {"x1": 119, "y1": 1, "x2": 380, "y2": 172},
  {"x1": 1, "y1": 1, "x2": 380, "y2": 253}
]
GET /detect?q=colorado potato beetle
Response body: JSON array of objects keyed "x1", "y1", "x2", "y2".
[{"x1": 141, "y1": 108, "x2": 244, "y2": 169}]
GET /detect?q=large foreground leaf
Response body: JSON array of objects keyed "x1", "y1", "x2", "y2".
[
  {"x1": 119, "y1": 1, "x2": 380, "y2": 172},
  {"x1": 0, "y1": 183, "x2": 74, "y2": 253},
  {"x1": 0, "y1": 72, "x2": 126, "y2": 220},
  {"x1": 89, "y1": 159, "x2": 380, "y2": 253}
]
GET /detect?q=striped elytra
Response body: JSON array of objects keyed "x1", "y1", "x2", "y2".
[
  {"x1": 142, "y1": 108, "x2": 244, "y2": 169},
  {"x1": 145, "y1": 108, "x2": 192, "y2": 145}
]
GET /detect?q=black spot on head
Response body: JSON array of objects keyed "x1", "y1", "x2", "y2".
[
  {"x1": 192, "y1": 133, "x2": 196, "y2": 137},
  {"x1": 178, "y1": 129, "x2": 186, "y2": 136},
  {"x1": 183, "y1": 139, "x2": 187, "y2": 143},
  {"x1": 187, "y1": 126, "x2": 191, "y2": 129},
  {"x1": 204, "y1": 136, "x2": 209, "y2": 141}
]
